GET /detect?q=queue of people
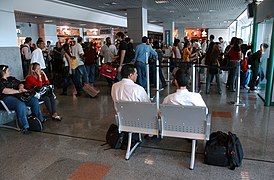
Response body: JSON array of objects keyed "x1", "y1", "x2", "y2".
[{"x1": 3, "y1": 33, "x2": 269, "y2": 135}]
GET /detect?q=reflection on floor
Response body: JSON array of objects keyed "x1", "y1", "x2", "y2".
[{"x1": 1, "y1": 78, "x2": 274, "y2": 180}]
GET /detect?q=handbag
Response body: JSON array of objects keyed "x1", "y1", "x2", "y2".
[
  {"x1": 33, "y1": 85, "x2": 55, "y2": 98},
  {"x1": 13, "y1": 91, "x2": 35, "y2": 102},
  {"x1": 100, "y1": 63, "x2": 118, "y2": 80}
]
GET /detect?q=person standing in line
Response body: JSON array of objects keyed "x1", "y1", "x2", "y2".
[
  {"x1": 116, "y1": 32, "x2": 127, "y2": 76},
  {"x1": 21, "y1": 37, "x2": 32, "y2": 78},
  {"x1": 228, "y1": 38, "x2": 242, "y2": 92},
  {"x1": 100, "y1": 37, "x2": 118, "y2": 86},
  {"x1": 248, "y1": 43, "x2": 269, "y2": 92},
  {"x1": 132, "y1": 36, "x2": 158, "y2": 90},
  {"x1": 31, "y1": 39, "x2": 48, "y2": 75},
  {"x1": 84, "y1": 42, "x2": 98, "y2": 87}
]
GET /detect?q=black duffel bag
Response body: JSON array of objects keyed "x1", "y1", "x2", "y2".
[{"x1": 204, "y1": 131, "x2": 228, "y2": 167}]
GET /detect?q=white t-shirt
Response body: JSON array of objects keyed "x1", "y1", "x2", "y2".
[
  {"x1": 31, "y1": 48, "x2": 46, "y2": 69},
  {"x1": 111, "y1": 78, "x2": 150, "y2": 111},
  {"x1": 163, "y1": 88, "x2": 207, "y2": 113},
  {"x1": 71, "y1": 43, "x2": 84, "y2": 66},
  {"x1": 100, "y1": 44, "x2": 117, "y2": 63}
]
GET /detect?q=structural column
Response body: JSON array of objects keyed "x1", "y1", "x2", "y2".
[
  {"x1": 0, "y1": 0, "x2": 23, "y2": 79},
  {"x1": 251, "y1": 2, "x2": 258, "y2": 52},
  {"x1": 264, "y1": 20, "x2": 274, "y2": 106},
  {"x1": 127, "y1": 8, "x2": 148, "y2": 45},
  {"x1": 163, "y1": 22, "x2": 175, "y2": 46}
]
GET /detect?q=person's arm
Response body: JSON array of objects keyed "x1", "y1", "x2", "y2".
[
  {"x1": 172, "y1": 46, "x2": 177, "y2": 61},
  {"x1": 118, "y1": 50, "x2": 126, "y2": 72},
  {"x1": 2, "y1": 88, "x2": 20, "y2": 94},
  {"x1": 41, "y1": 71, "x2": 50, "y2": 85}
]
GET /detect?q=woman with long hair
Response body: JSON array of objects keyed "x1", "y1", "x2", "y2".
[
  {"x1": 25, "y1": 63, "x2": 62, "y2": 120},
  {"x1": 205, "y1": 42, "x2": 222, "y2": 94}
]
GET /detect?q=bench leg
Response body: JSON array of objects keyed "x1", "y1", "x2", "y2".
[
  {"x1": 0, "y1": 124, "x2": 20, "y2": 131},
  {"x1": 125, "y1": 132, "x2": 141, "y2": 160},
  {"x1": 190, "y1": 139, "x2": 196, "y2": 170}
]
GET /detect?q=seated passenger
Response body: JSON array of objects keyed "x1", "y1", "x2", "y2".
[
  {"x1": 111, "y1": 64, "x2": 150, "y2": 112},
  {"x1": 25, "y1": 63, "x2": 62, "y2": 121},
  {"x1": 163, "y1": 69, "x2": 207, "y2": 110},
  {"x1": 0, "y1": 65, "x2": 43, "y2": 134}
]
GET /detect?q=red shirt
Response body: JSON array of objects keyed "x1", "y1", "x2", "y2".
[
  {"x1": 229, "y1": 48, "x2": 241, "y2": 61},
  {"x1": 241, "y1": 57, "x2": 249, "y2": 72},
  {"x1": 25, "y1": 75, "x2": 50, "y2": 89}
]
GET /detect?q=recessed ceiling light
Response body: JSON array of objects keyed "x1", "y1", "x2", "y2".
[
  {"x1": 155, "y1": 0, "x2": 169, "y2": 4},
  {"x1": 79, "y1": 24, "x2": 87, "y2": 26},
  {"x1": 169, "y1": 10, "x2": 174, "y2": 13},
  {"x1": 34, "y1": 16, "x2": 38, "y2": 19},
  {"x1": 209, "y1": 9, "x2": 215, "y2": 12},
  {"x1": 44, "y1": 20, "x2": 53, "y2": 23}
]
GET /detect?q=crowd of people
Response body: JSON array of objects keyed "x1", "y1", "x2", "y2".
[{"x1": 0, "y1": 32, "x2": 269, "y2": 134}]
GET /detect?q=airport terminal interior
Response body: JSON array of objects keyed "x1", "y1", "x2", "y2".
[{"x1": 1, "y1": 0, "x2": 274, "y2": 179}]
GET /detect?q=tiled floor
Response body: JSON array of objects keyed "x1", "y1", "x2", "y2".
[{"x1": 1, "y1": 78, "x2": 274, "y2": 180}]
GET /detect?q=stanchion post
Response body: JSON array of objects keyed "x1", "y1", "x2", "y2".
[
  {"x1": 235, "y1": 62, "x2": 245, "y2": 107},
  {"x1": 192, "y1": 63, "x2": 196, "y2": 92},
  {"x1": 167, "y1": 57, "x2": 170, "y2": 82},
  {"x1": 156, "y1": 58, "x2": 160, "y2": 110},
  {"x1": 146, "y1": 52, "x2": 150, "y2": 98}
]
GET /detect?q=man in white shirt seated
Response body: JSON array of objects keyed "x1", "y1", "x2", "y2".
[
  {"x1": 163, "y1": 68, "x2": 207, "y2": 110},
  {"x1": 111, "y1": 64, "x2": 150, "y2": 112}
]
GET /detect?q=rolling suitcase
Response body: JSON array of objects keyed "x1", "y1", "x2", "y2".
[{"x1": 82, "y1": 84, "x2": 100, "y2": 97}]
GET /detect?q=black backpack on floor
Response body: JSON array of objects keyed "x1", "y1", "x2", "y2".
[
  {"x1": 204, "y1": 131, "x2": 228, "y2": 167},
  {"x1": 27, "y1": 115, "x2": 43, "y2": 132},
  {"x1": 227, "y1": 132, "x2": 244, "y2": 170},
  {"x1": 105, "y1": 124, "x2": 139, "y2": 150},
  {"x1": 205, "y1": 131, "x2": 244, "y2": 170}
]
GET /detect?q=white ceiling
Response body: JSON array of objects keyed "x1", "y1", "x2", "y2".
[{"x1": 15, "y1": 0, "x2": 249, "y2": 29}]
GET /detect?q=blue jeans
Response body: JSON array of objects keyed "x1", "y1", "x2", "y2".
[
  {"x1": 23, "y1": 60, "x2": 30, "y2": 78},
  {"x1": 228, "y1": 61, "x2": 240, "y2": 91},
  {"x1": 85, "y1": 64, "x2": 96, "y2": 85},
  {"x1": 135, "y1": 61, "x2": 147, "y2": 90},
  {"x1": 76, "y1": 65, "x2": 89, "y2": 86},
  {"x1": 206, "y1": 70, "x2": 222, "y2": 94},
  {"x1": 3, "y1": 96, "x2": 43, "y2": 129}
]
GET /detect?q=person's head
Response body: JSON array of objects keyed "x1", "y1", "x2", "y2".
[
  {"x1": 173, "y1": 39, "x2": 180, "y2": 46},
  {"x1": 230, "y1": 37, "x2": 237, "y2": 45},
  {"x1": 0, "y1": 65, "x2": 10, "y2": 79},
  {"x1": 233, "y1": 38, "x2": 241, "y2": 52},
  {"x1": 63, "y1": 43, "x2": 70, "y2": 53},
  {"x1": 77, "y1": 37, "x2": 83, "y2": 43},
  {"x1": 36, "y1": 39, "x2": 45, "y2": 49},
  {"x1": 174, "y1": 69, "x2": 190, "y2": 88},
  {"x1": 25, "y1": 37, "x2": 32, "y2": 45},
  {"x1": 121, "y1": 64, "x2": 138, "y2": 82},
  {"x1": 142, "y1": 36, "x2": 148, "y2": 43},
  {"x1": 116, "y1": 31, "x2": 125, "y2": 40},
  {"x1": 46, "y1": 41, "x2": 51, "y2": 46},
  {"x1": 29, "y1": 62, "x2": 41, "y2": 76},
  {"x1": 125, "y1": 37, "x2": 130, "y2": 43},
  {"x1": 247, "y1": 51, "x2": 252, "y2": 58},
  {"x1": 106, "y1": 37, "x2": 111, "y2": 45},
  {"x1": 218, "y1": 37, "x2": 223, "y2": 43},
  {"x1": 260, "y1": 43, "x2": 269, "y2": 53},
  {"x1": 209, "y1": 34, "x2": 215, "y2": 42}
]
